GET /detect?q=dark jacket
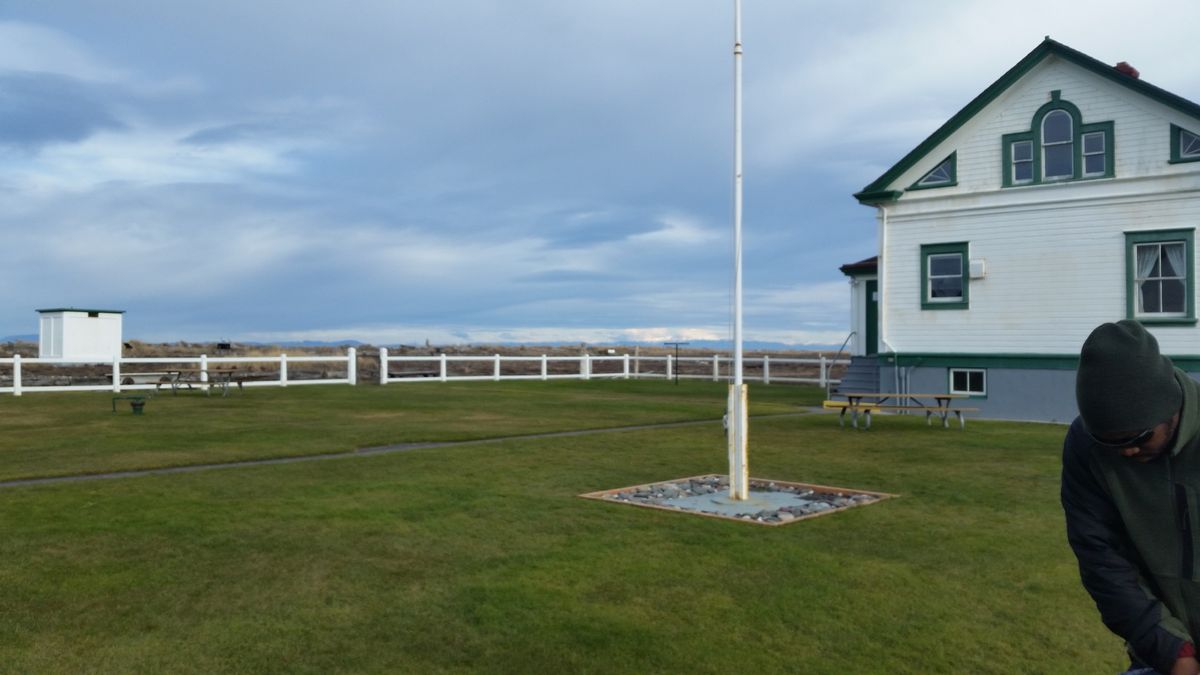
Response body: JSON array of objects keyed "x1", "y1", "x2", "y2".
[{"x1": 1062, "y1": 370, "x2": 1200, "y2": 673}]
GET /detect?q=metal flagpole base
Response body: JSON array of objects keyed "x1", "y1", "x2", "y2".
[{"x1": 727, "y1": 383, "x2": 749, "y2": 500}]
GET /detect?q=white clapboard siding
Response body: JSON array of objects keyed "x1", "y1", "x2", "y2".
[
  {"x1": 883, "y1": 191, "x2": 1200, "y2": 355},
  {"x1": 889, "y1": 57, "x2": 1200, "y2": 197},
  {"x1": 874, "y1": 54, "x2": 1200, "y2": 356}
]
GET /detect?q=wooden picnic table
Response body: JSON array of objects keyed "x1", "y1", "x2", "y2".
[{"x1": 823, "y1": 392, "x2": 977, "y2": 430}]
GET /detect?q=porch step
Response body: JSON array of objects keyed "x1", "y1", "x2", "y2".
[{"x1": 832, "y1": 356, "x2": 879, "y2": 397}]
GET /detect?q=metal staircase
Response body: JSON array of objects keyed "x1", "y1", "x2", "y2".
[{"x1": 831, "y1": 356, "x2": 880, "y2": 398}]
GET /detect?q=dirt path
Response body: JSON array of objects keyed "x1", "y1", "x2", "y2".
[{"x1": 0, "y1": 411, "x2": 822, "y2": 490}]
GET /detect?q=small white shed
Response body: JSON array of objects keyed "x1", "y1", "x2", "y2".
[{"x1": 37, "y1": 308, "x2": 124, "y2": 361}]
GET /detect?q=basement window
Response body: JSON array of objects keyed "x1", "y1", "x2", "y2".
[{"x1": 949, "y1": 368, "x2": 986, "y2": 396}]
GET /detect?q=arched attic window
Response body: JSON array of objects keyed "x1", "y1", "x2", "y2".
[{"x1": 1002, "y1": 91, "x2": 1113, "y2": 187}]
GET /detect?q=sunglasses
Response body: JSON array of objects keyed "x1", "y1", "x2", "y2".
[{"x1": 1087, "y1": 426, "x2": 1156, "y2": 449}]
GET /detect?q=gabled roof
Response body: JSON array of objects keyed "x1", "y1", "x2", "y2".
[{"x1": 854, "y1": 38, "x2": 1200, "y2": 205}]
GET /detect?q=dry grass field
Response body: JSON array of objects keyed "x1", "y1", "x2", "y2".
[{"x1": 1, "y1": 340, "x2": 848, "y2": 387}]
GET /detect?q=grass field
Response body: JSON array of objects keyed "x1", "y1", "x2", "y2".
[{"x1": 0, "y1": 381, "x2": 1123, "y2": 673}]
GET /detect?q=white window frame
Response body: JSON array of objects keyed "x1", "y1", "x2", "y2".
[
  {"x1": 1011, "y1": 140, "x2": 1033, "y2": 184},
  {"x1": 927, "y1": 253, "x2": 964, "y2": 303},
  {"x1": 949, "y1": 368, "x2": 986, "y2": 396},
  {"x1": 1082, "y1": 131, "x2": 1106, "y2": 176},
  {"x1": 1041, "y1": 110, "x2": 1074, "y2": 180},
  {"x1": 1182, "y1": 129, "x2": 1200, "y2": 160},
  {"x1": 1134, "y1": 240, "x2": 1188, "y2": 318}
]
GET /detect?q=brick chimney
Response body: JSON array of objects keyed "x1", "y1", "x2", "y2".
[{"x1": 1115, "y1": 61, "x2": 1140, "y2": 79}]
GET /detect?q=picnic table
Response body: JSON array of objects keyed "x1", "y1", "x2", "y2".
[
  {"x1": 823, "y1": 393, "x2": 978, "y2": 430},
  {"x1": 109, "y1": 371, "x2": 184, "y2": 389},
  {"x1": 183, "y1": 368, "x2": 275, "y2": 397}
]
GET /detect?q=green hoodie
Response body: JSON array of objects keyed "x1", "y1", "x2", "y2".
[{"x1": 1063, "y1": 369, "x2": 1200, "y2": 672}]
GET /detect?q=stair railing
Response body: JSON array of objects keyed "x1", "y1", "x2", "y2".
[{"x1": 826, "y1": 331, "x2": 856, "y2": 400}]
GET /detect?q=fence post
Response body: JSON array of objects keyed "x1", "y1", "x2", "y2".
[
  {"x1": 666, "y1": 354, "x2": 673, "y2": 381},
  {"x1": 493, "y1": 354, "x2": 501, "y2": 381},
  {"x1": 113, "y1": 357, "x2": 121, "y2": 393},
  {"x1": 379, "y1": 348, "x2": 388, "y2": 385},
  {"x1": 280, "y1": 354, "x2": 289, "y2": 387},
  {"x1": 623, "y1": 354, "x2": 630, "y2": 379},
  {"x1": 440, "y1": 353, "x2": 447, "y2": 382},
  {"x1": 819, "y1": 355, "x2": 827, "y2": 388},
  {"x1": 347, "y1": 347, "x2": 357, "y2": 386},
  {"x1": 763, "y1": 355, "x2": 771, "y2": 385},
  {"x1": 713, "y1": 355, "x2": 719, "y2": 382},
  {"x1": 541, "y1": 355, "x2": 548, "y2": 381},
  {"x1": 13, "y1": 354, "x2": 21, "y2": 397},
  {"x1": 581, "y1": 354, "x2": 590, "y2": 380},
  {"x1": 200, "y1": 354, "x2": 208, "y2": 391}
]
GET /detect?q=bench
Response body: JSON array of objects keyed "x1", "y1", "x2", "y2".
[
  {"x1": 823, "y1": 399, "x2": 979, "y2": 430},
  {"x1": 388, "y1": 369, "x2": 440, "y2": 379},
  {"x1": 112, "y1": 394, "x2": 152, "y2": 414}
]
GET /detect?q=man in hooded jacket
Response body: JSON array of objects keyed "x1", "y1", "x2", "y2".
[{"x1": 1063, "y1": 320, "x2": 1200, "y2": 674}]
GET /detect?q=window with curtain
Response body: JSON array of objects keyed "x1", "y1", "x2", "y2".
[
  {"x1": 1135, "y1": 242, "x2": 1187, "y2": 315},
  {"x1": 1126, "y1": 229, "x2": 1195, "y2": 322}
]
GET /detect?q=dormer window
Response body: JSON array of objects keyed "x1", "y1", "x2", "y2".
[{"x1": 1002, "y1": 91, "x2": 1113, "y2": 187}]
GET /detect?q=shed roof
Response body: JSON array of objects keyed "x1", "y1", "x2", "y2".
[
  {"x1": 36, "y1": 308, "x2": 126, "y2": 314},
  {"x1": 839, "y1": 256, "x2": 878, "y2": 277}
]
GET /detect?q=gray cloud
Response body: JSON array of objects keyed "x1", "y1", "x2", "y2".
[{"x1": 0, "y1": 71, "x2": 124, "y2": 150}]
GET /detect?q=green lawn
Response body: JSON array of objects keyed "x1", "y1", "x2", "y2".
[
  {"x1": 0, "y1": 380, "x2": 820, "y2": 482},
  {"x1": 0, "y1": 382, "x2": 1122, "y2": 673}
]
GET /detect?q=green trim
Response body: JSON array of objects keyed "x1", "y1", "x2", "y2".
[
  {"x1": 920, "y1": 242, "x2": 969, "y2": 310},
  {"x1": 908, "y1": 152, "x2": 958, "y2": 191},
  {"x1": 840, "y1": 269, "x2": 877, "y2": 279},
  {"x1": 947, "y1": 367, "x2": 988, "y2": 399},
  {"x1": 1001, "y1": 131, "x2": 1034, "y2": 187},
  {"x1": 852, "y1": 189, "x2": 902, "y2": 205},
  {"x1": 879, "y1": 352, "x2": 1200, "y2": 371},
  {"x1": 1169, "y1": 124, "x2": 1200, "y2": 164},
  {"x1": 35, "y1": 308, "x2": 126, "y2": 314},
  {"x1": 855, "y1": 38, "x2": 1200, "y2": 204},
  {"x1": 1124, "y1": 228, "x2": 1196, "y2": 321},
  {"x1": 1001, "y1": 97, "x2": 1114, "y2": 187}
]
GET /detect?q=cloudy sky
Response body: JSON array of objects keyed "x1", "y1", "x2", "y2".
[{"x1": 3, "y1": 1, "x2": 1199, "y2": 346}]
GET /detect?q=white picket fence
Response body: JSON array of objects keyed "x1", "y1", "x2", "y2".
[
  {"x1": 380, "y1": 349, "x2": 846, "y2": 387},
  {"x1": 0, "y1": 349, "x2": 357, "y2": 396}
]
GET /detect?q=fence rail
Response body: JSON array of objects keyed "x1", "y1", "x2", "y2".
[
  {"x1": 380, "y1": 350, "x2": 847, "y2": 387},
  {"x1": 0, "y1": 348, "x2": 846, "y2": 396},
  {"x1": 0, "y1": 349, "x2": 357, "y2": 396}
]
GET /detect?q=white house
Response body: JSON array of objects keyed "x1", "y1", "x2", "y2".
[
  {"x1": 846, "y1": 38, "x2": 1200, "y2": 422},
  {"x1": 37, "y1": 308, "x2": 124, "y2": 361}
]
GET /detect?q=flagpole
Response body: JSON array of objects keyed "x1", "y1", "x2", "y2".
[{"x1": 728, "y1": 0, "x2": 749, "y2": 500}]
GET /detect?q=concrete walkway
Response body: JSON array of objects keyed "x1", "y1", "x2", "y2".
[{"x1": 0, "y1": 411, "x2": 819, "y2": 490}]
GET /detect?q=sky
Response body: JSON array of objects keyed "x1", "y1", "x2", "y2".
[{"x1": 3, "y1": 1, "x2": 1200, "y2": 346}]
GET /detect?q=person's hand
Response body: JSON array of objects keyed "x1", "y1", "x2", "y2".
[{"x1": 1171, "y1": 656, "x2": 1200, "y2": 675}]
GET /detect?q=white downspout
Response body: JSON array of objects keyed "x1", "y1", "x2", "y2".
[{"x1": 876, "y1": 205, "x2": 900, "y2": 395}]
